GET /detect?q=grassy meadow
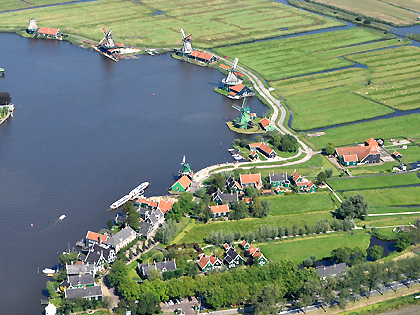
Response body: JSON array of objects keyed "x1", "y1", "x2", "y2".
[
  {"x1": 328, "y1": 172, "x2": 420, "y2": 191},
  {"x1": 342, "y1": 186, "x2": 420, "y2": 206},
  {"x1": 311, "y1": 0, "x2": 420, "y2": 25},
  {"x1": 0, "y1": 0, "x2": 342, "y2": 48},
  {"x1": 258, "y1": 231, "x2": 371, "y2": 264}
]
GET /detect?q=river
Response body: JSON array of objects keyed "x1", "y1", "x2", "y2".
[{"x1": 0, "y1": 33, "x2": 267, "y2": 315}]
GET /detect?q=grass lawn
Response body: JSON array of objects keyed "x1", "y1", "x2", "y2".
[
  {"x1": 263, "y1": 192, "x2": 335, "y2": 216},
  {"x1": 328, "y1": 172, "x2": 420, "y2": 191},
  {"x1": 0, "y1": 0, "x2": 342, "y2": 48},
  {"x1": 257, "y1": 231, "x2": 371, "y2": 264},
  {"x1": 369, "y1": 205, "x2": 420, "y2": 214},
  {"x1": 171, "y1": 218, "x2": 194, "y2": 244},
  {"x1": 343, "y1": 186, "x2": 420, "y2": 206},
  {"x1": 178, "y1": 211, "x2": 333, "y2": 244},
  {"x1": 347, "y1": 162, "x2": 398, "y2": 176},
  {"x1": 394, "y1": 144, "x2": 420, "y2": 164},
  {"x1": 307, "y1": 114, "x2": 420, "y2": 150},
  {"x1": 363, "y1": 216, "x2": 420, "y2": 228}
]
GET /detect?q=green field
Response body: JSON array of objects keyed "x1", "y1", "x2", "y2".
[
  {"x1": 328, "y1": 172, "x2": 420, "y2": 191},
  {"x1": 364, "y1": 216, "x2": 420, "y2": 228},
  {"x1": 258, "y1": 231, "x2": 371, "y2": 264},
  {"x1": 342, "y1": 186, "x2": 420, "y2": 206},
  {"x1": 263, "y1": 192, "x2": 335, "y2": 216},
  {"x1": 307, "y1": 114, "x2": 420, "y2": 150},
  {"x1": 312, "y1": 0, "x2": 420, "y2": 25},
  {"x1": 369, "y1": 205, "x2": 420, "y2": 215},
  {"x1": 178, "y1": 211, "x2": 332, "y2": 244},
  {"x1": 0, "y1": 0, "x2": 342, "y2": 48}
]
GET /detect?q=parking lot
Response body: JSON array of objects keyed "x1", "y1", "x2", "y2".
[{"x1": 161, "y1": 297, "x2": 200, "y2": 315}]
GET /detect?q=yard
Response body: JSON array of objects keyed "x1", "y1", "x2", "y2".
[
  {"x1": 257, "y1": 231, "x2": 371, "y2": 264},
  {"x1": 0, "y1": 0, "x2": 342, "y2": 48}
]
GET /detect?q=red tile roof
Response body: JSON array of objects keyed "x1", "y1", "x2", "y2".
[
  {"x1": 240, "y1": 173, "x2": 262, "y2": 186},
  {"x1": 241, "y1": 240, "x2": 249, "y2": 248},
  {"x1": 365, "y1": 137, "x2": 377, "y2": 147},
  {"x1": 258, "y1": 142, "x2": 274, "y2": 156},
  {"x1": 177, "y1": 175, "x2": 192, "y2": 189},
  {"x1": 158, "y1": 200, "x2": 173, "y2": 214},
  {"x1": 230, "y1": 84, "x2": 245, "y2": 93},
  {"x1": 209, "y1": 254, "x2": 219, "y2": 265},
  {"x1": 190, "y1": 50, "x2": 215, "y2": 61},
  {"x1": 197, "y1": 255, "x2": 210, "y2": 269},
  {"x1": 292, "y1": 170, "x2": 300, "y2": 182},
  {"x1": 86, "y1": 231, "x2": 108, "y2": 243},
  {"x1": 336, "y1": 137, "x2": 379, "y2": 163},
  {"x1": 259, "y1": 118, "x2": 272, "y2": 128},
  {"x1": 137, "y1": 198, "x2": 158, "y2": 208},
  {"x1": 343, "y1": 154, "x2": 358, "y2": 162},
  {"x1": 38, "y1": 27, "x2": 60, "y2": 36},
  {"x1": 210, "y1": 204, "x2": 230, "y2": 214}
]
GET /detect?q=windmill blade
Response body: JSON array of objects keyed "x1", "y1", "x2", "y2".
[
  {"x1": 232, "y1": 105, "x2": 242, "y2": 111},
  {"x1": 185, "y1": 34, "x2": 192, "y2": 41},
  {"x1": 108, "y1": 28, "x2": 113, "y2": 37},
  {"x1": 99, "y1": 35, "x2": 107, "y2": 44},
  {"x1": 102, "y1": 27, "x2": 108, "y2": 35},
  {"x1": 242, "y1": 97, "x2": 247, "y2": 108},
  {"x1": 175, "y1": 38, "x2": 184, "y2": 45},
  {"x1": 232, "y1": 58, "x2": 239, "y2": 70},
  {"x1": 219, "y1": 64, "x2": 231, "y2": 70},
  {"x1": 182, "y1": 155, "x2": 185, "y2": 165},
  {"x1": 180, "y1": 28, "x2": 186, "y2": 39},
  {"x1": 234, "y1": 71, "x2": 244, "y2": 77}
]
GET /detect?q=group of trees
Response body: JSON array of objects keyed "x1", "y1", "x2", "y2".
[
  {"x1": 205, "y1": 218, "x2": 354, "y2": 245},
  {"x1": 155, "y1": 219, "x2": 177, "y2": 244},
  {"x1": 269, "y1": 134, "x2": 299, "y2": 152},
  {"x1": 0, "y1": 92, "x2": 11, "y2": 105},
  {"x1": 59, "y1": 297, "x2": 105, "y2": 315},
  {"x1": 166, "y1": 193, "x2": 195, "y2": 223},
  {"x1": 330, "y1": 246, "x2": 367, "y2": 266},
  {"x1": 337, "y1": 194, "x2": 369, "y2": 220},
  {"x1": 122, "y1": 201, "x2": 141, "y2": 230}
]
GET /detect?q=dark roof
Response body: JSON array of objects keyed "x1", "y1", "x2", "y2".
[
  {"x1": 139, "y1": 221, "x2": 151, "y2": 236},
  {"x1": 224, "y1": 247, "x2": 243, "y2": 264},
  {"x1": 66, "y1": 264, "x2": 95, "y2": 275},
  {"x1": 84, "y1": 244, "x2": 113, "y2": 265},
  {"x1": 140, "y1": 260, "x2": 177, "y2": 277},
  {"x1": 269, "y1": 172, "x2": 288, "y2": 182},
  {"x1": 316, "y1": 263, "x2": 347, "y2": 278},
  {"x1": 139, "y1": 207, "x2": 151, "y2": 216},
  {"x1": 65, "y1": 285, "x2": 102, "y2": 299},
  {"x1": 68, "y1": 274, "x2": 95, "y2": 287},
  {"x1": 212, "y1": 189, "x2": 238, "y2": 203},
  {"x1": 114, "y1": 213, "x2": 125, "y2": 223},
  {"x1": 106, "y1": 226, "x2": 136, "y2": 247}
]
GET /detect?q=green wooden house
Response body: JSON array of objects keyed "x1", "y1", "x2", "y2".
[
  {"x1": 170, "y1": 175, "x2": 192, "y2": 192},
  {"x1": 269, "y1": 172, "x2": 290, "y2": 188}
]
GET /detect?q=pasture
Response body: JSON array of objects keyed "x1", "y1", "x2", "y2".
[
  {"x1": 306, "y1": 114, "x2": 420, "y2": 150},
  {"x1": 258, "y1": 231, "x2": 371, "y2": 264},
  {"x1": 311, "y1": 0, "x2": 420, "y2": 25},
  {"x1": 0, "y1": 0, "x2": 342, "y2": 48},
  {"x1": 328, "y1": 172, "x2": 420, "y2": 191},
  {"x1": 342, "y1": 186, "x2": 420, "y2": 206}
]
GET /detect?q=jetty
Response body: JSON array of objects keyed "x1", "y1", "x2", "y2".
[{"x1": 0, "y1": 104, "x2": 14, "y2": 125}]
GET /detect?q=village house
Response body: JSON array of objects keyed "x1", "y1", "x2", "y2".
[
  {"x1": 290, "y1": 170, "x2": 316, "y2": 193},
  {"x1": 85, "y1": 231, "x2": 108, "y2": 248},
  {"x1": 239, "y1": 172, "x2": 263, "y2": 190},
  {"x1": 249, "y1": 150, "x2": 259, "y2": 160},
  {"x1": 135, "y1": 197, "x2": 158, "y2": 210},
  {"x1": 335, "y1": 137, "x2": 381, "y2": 166},
  {"x1": 105, "y1": 226, "x2": 137, "y2": 253},
  {"x1": 138, "y1": 260, "x2": 177, "y2": 278},
  {"x1": 66, "y1": 262, "x2": 96, "y2": 276},
  {"x1": 244, "y1": 246, "x2": 268, "y2": 266},
  {"x1": 145, "y1": 209, "x2": 165, "y2": 231},
  {"x1": 223, "y1": 243, "x2": 244, "y2": 268},
  {"x1": 226, "y1": 176, "x2": 243, "y2": 192},
  {"x1": 157, "y1": 200, "x2": 174, "y2": 214},
  {"x1": 269, "y1": 172, "x2": 290, "y2": 188},
  {"x1": 170, "y1": 175, "x2": 192, "y2": 192},
  {"x1": 240, "y1": 240, "x2": 251, "y2": 250},
  {"x1": 83, "y1": 243, "x2": 115, "y2": 271},
  {"x1": 64, "y1": 285, "x2": 102, "y2": 301},
  {"x1": 189, "y1": 50, "x2": 218, "y2": 64},
  {"x1": 64, "y1": 273, "x2": 95, "y2": 290},
  {"x1": 114, "y1": 213, "x2": 125, "y2": 225},
  {"x1": 248, "y1": 142, "x2": 277, "y2": 159},
  {"x1": 316, "y1": 263, "x2": 347, "y2": 280},
  {"x1": 259, "y1": 118, "x2": 276, "y2": 132},
  {"x1": 45, "y1": 303, "x2": 57, "y2": 315},
  {"x1": 37, "y1": 27, "x2": 62, "y2": 39},
  {"x1": 212, "y1": 189, "x2": 238, "y2": 204},
  {"x1": 228, "y1": 83, "x2": 254, "y2": 99},
  {"x1": 196, "y1": 253, "x2": 223, "y2": 273},
  {"x1": 138, "y1": 221, "x2": 152, "y2": 238},
  {"x1": 210, "y1": 204, "x2": 230, "y2": 218}
]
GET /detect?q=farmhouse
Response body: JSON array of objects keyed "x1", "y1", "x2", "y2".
[
  {"x1": 290, "y1": 170, "x2": 316, "y2": 193},
  {"x1": 66, "y1": 263, "x2": 96, "y2": 276},
  {"x1": 189, "y1": 50, "x2": 217, "y2": 63},
  {"x1": 259, "y1": 118, "x2": 275, "y2": 131},
  {"x1": 248, "y1": 142, "x2": 277, "y2": 158},
  {"x1": 210, "y1": 204, "x2": 230, "y2": 218},
  {"x1": 239, "y1": 172, "x2": 263, "y2": 190},
  {"x1": 170, "y1": 175, "x2": 192, "y2": 192},
  {"x1": 269, "y1": 172, "x2": 290, "y2": 188},
  {"x1": 83, "y1": 244, "x2": 116, "y2": 271},
  {"x1": 196, "y1": 253, "x2": 223, "y2": 273},
  {"x1": 244, "y1": 246, "x2": 268, "y2": 266},
  {"x1": 37, "y1": 27, "x2": 62, "y2": 39},
  {"x1": 212, "y1": 189, "x2": 238, "y2": 204},
  {"x1": 85, "y1": 231, "x2": 108, "y2": 248},
  {"x1": 240, "y1": 240, "x2": 251, "y2": 250},
  {"x1": 335, "y1": 137, "x2": 381, "y2": 166},
  {"x1": 65, "y1": 285, "x2": 102, "y2": 301},
  {"x1": 228, "y1": 83, "x2": 254, "y2": 99}
]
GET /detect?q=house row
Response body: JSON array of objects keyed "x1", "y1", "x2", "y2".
[
  {"x1": 138, "y1": 208, "x2": 165, "y2": 238},
  {"x1": 135, "y1": 197, "x2": 174, "y2": 214},
  {"x1": 62, "y1": 262, "x2": 102, "y2": 301},
  {"x1": 196, "y1": 253, "x2": 223, "y2": 273},
  {"x1": 240, "y1": 240, "x2": 268, "y2": 266},
  {"x1": 290, "y1": 170, "x2": 316, "y2": 193},
  {"x1": 85, "y1": 226, "x2": 137, "y2": 254},
  {"x1": 223, "y1": 243, "x2": 245, "y2": 268},
  {"x1": 335, "y1": 137, "x2": 381, "y2": 167}
]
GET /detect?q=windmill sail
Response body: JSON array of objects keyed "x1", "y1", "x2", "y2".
[
  {"x1": 176, "y1": 28, "x2": 193, "y2": 54},
  {"x1": 222, "y1": 57, "x2": 243, "y2": 86}
]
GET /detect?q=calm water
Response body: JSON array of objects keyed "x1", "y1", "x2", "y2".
[{"x1": 0, "y1": 33, "x2": 267, "y2": 314}]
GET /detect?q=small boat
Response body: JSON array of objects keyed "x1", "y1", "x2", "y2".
[
  {"x1": 42, "y1": 268, "x2": 55, "y2": 274},
  {"x1": 59, "y1": 214, "x2": 66, "y2": 220},
  {"x1": 232, "y1": 154, "x2": 243, "y2": 160}
]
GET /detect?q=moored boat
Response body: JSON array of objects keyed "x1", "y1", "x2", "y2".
[
  {"x1": 42, "y1": 268, "x2": 55, "y2": 274},
  {"x1": 128, "y1": 181, "x2": 149, "y2": 198},
  {"x1": 110, "y1": 195, "x2": 131, "y2": 209}
]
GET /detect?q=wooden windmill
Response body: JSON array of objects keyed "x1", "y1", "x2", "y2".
[
  {"x1": 176, "y1": 28, "x2": 193, "y2": 55},
  {"x1": 232, "y1": 97, "x2": 251, "y2": 129},
  {"x1": 179, "y1": 155, "x2": 194, "y2": 179},
  {"x1": 220, "y1": 58, "x2": 244, "y2": 90},
  {"x1": 99, "y1": 27, "x2": 116, "y2": 49}
]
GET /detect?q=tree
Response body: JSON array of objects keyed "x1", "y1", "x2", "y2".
[
  {"x1": 269, "y1": 133, "x2": 282, "y2": 148},
  {"x1": 368, "y1": 245, "x2": 383, "y2": 261},
  {"x1": 229, "y1": 201, "x2": 248, "y2": 220},
  {"x1": 279, "y1": 134, "x2": 298, "y2": 152},
  {"x1": 364, "y1": 18, "x2": 372, "y2": 24},
  {"x1": 58, "y1": 252, "x2": 79, "y2": 265},
  {"x1": 244, "y1": 186, "x2": 258, "y2": 198},
  {"x1": 253, "y1": 284, "x2": 284, "y2": 315},
  {"x1": 249, "y1": 198, "x2": 264, "y2": 218},
  {"x1": 194, "y1": 187, "x2": 206, "y2": 198},
  {"x1": 107, "y1": 259, "x2": 128, "y2": 287},
  {"x1": 316, "y1": 171, "x2": 327, "y2": 185},
  {"x1": 325, "y1": 143, "x2": 335, "y2": 156},
  {"x1": 155, "y1": 219, "x2": 177, "y2": 244},
  {"x1": 148, "y1": 269, "x2": 163, "y2": 282},
  {"x1": 126, "y1": 212, "x2": 140, "y2": 230},
  {"x1": 303, "y1": 258, "x2": 313, "y2": 267},
  {"x1": 325, "y1": 168, "x2": 333, "y2": 178},
  {"x1": 107, "y1": 219, "x2": 113, "y2": 230},
  {"x1": 395, "y1": 233, "x2": 411, "y2": 252},
  {"x1": 200, "y1": 205, "x2": 212, "y2": 223},
  {"x1": 209, "y1": 174, "x2": 225, "y2": 191},
  {"x1": 331, "y1": 247, "x2": 352, "y2": 264},
  {"x1": 338, "y1": 194, "x2": 369, "y2": 220},
  {"x1": 260, "y1": 199, "x2": 270, "y2": 217},
  {"x1": 0, "y1": 92, "x2": 11, "y2": 105}
]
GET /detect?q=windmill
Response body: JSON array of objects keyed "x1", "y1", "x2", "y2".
[
  {"x1": 179, "y1": 155, "x2": 194, "y2": 179},
  {"x1": 99, "y1": 27, "x2": 116, "y2": 49},
  {"x1": 220, "y1": 58, "x2": 244, "y2": 89},
  {"x1": 232, "y1": 97, "x2": 251, "y2": 129},
  {"x1": 176, "y1": 28, "x2": 193, "y2": 55}
]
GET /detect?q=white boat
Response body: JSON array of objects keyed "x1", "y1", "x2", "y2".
[
  {"x1": 110, "y1": 195, "x2": 131, "y2": 209},
  {"x1": 59, "y1": 214, "x2": 66, "y2": 220},
  {"x1": 232, "y1": 154, "x2": 243, "y2": 160},
  {"x1": 42, "y1": 268, "x2": 55, "y2": 274},
  {"x1": 128, "y1": 182, "x2": 149, "y2": 198}
]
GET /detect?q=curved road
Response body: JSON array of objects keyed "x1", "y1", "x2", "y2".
[{"x1": 189, "y1": 54, "x2": 315, "y2": 193}]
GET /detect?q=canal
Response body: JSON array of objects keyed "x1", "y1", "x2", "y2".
[{"x1": 0, "y1": 33, "x2": 268, "y2": 315}]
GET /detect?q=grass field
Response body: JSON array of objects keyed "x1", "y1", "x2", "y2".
[
  {"x1": 328, "y1": 172, "x2": 420, "y2": 191},
  {"x1": 311, "y1": 0, "x2": 420, "y2": 25},
  {"x1": 263, "y1": 192, "x2": 335, "y2": 216},
  {"x1": 307, "y1": 114, "x2": 420, "y2": 150},
  {"x1": 0, "y1": 0, "x2": 76, "y2": 11},
  {"x1": 258, "y1": 231, "x2": 371, "y2": 264},
  {"x1": 364, "y1": 216, "x2": 420, "y2": 228},
  {"x1": 0, "y1": 0, "x2": 342, "y2": 48},
  {"x1": 342, "y1": 186, "x2": 420, "y2": 206},
  {"x1": 178, "y1": 211, "x2": 333, "y2": 244},
  {"x1": 369, "y1": 205, "x2": 420, "y2": 215}
]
